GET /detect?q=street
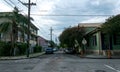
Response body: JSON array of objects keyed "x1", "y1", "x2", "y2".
[{"x1": 0, "y1": 51, "x2": 120, "y2": 72}]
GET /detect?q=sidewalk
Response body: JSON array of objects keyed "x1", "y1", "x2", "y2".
[
  {"x1": 82, "y1": 54, "x2": 120, "y2": 59},
  {"x1": 0, "y1": 52, "x2": 45, "y2": 60}
]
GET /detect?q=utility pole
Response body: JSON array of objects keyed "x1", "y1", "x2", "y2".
[
  {"x1": 50, "y1": 27, "x2": 53, "y2": 42},
  {"x1": 23, "y1": 0, "x2": 36, "y2": 57},
  {"x1": 50, "y1": 27, "x2": 53, "y2": 47}
]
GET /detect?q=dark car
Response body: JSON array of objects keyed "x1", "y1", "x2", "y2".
[{"x1": 45, "y1": 47, "x2": 54, "y2": 54}]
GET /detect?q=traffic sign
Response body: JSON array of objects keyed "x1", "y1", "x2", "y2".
[{"x1": 82, "y1": 38, "x2": 87, "y2": 45}]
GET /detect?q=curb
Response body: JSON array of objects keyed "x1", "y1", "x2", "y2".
[
  {"x1": 76, "y1": 54, "x2": 120, "y2": 59},
  {"x1": 83, "y1": 57, "x2": 120, "y2": 59},
  {"x1": 0, "y1": 52, "x2": 45, "y2": 60},
  {"x1": 80, "y1": 56, "x2": 120, "y2": 59},
  {"x1": 82, "y1": 56, "x2": 108, "y2": 59}
]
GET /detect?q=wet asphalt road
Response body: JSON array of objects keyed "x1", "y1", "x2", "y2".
[{"x1": 0, "y1": 51, "x2": 120, "y2": 72}]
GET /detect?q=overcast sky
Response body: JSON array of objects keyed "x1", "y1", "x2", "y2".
[{"x1": 0, "y1": 0, "x2": 120, "y2": 42}]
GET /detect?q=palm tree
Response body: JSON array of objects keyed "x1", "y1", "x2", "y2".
[{"x1": 0, "y1": 7, "x2": 31, "y2": 56}]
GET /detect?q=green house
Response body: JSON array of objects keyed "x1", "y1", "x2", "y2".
[{"x1": 79, "y1": 23, "x2": 120, "y2": 56}]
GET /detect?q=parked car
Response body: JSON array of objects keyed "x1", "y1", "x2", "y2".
[
  {"x1": 45, "y1": 47, "x2": 54, "y2": 54},
  {"x1": 64, "y1": 48, "x2": 75, "y2": 54}
]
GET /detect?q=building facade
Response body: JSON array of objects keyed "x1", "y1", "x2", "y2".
[
  {"x1": 0, "y1": 12, "x2": 38, "y2": 47},
  {"x1": 37, "y1": 36, "x2": 49, "y2": 51},
  {"x1": 79, "y1": 23, "x2": 120, "y2": 56}
]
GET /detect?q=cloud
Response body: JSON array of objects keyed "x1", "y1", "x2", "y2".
[
  {"x1": 53, "y1": 30, "x2": 62, "y2": 37},
  {"x1": 81, "y1": 17, "x2": 108, "y2": 23},
  {"x1": 86, "y1": 1, "x2": 115, "y2": 14},
  {"x1": 32, "y1": 15, "x2": 61, "y2": 27},
  {"x1": 34, "y1": 0, "x2": 118, "y2": 39},
  {"x1": 0, "y1": 0, "x2": 119, "y2": 41},
  {"x1": 0, "y1": 1, "x2": 13, "y2": 12},
  {"x1": 112, "y1": 0, "x2": 120, "y2": 15},
  {"x1": 90, "y1": 0, "x2": 100, "y2": 6}
]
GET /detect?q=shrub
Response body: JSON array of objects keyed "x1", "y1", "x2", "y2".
[
  {"x1": 33, "y1": 45, "x2": 42, "y2": 53},
  {"x1": 0, "y1": 41, "x2": 11, "y2": 56},
  {"x1": 0, "y1": 42, "x2": 28, "y2": 56},
  {"x1": 17, "y1": 43, "x2": 27, "y2": 55}
]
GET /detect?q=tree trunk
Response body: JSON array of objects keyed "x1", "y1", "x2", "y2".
[{"x1": 11, "y1": 21, "x2": 17, "y2": 56}]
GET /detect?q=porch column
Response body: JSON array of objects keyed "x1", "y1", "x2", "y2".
[{"x1": 98, "y1": 31, "x2": 102, "y2": 55}]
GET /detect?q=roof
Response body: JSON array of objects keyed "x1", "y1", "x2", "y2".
[
  {"x1": 78, "y1": 23, "x2": 102, "y2": 27},
  {"x1": 85, "y1": 28, "x2": 101, "y2": 36},
  {"x1": 30, "y1": 22, "x2": 39, "y2": 30},
  {"x1": 38, "y1": 36, "x2": 48, "y2": 42},
  {"x1": 78, "y1": 23, "x2": 102, "y2": 35}
]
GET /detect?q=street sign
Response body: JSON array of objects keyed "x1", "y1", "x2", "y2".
[{"x1": 82, "y1": 38, "x2": 87, "y2": 45}]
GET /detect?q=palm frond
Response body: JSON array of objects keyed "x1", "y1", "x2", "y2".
[{"x1": 0, "y1": 22, "x2": 12, "y2": 33}]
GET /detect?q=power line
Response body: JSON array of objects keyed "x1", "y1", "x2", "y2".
[
  {"x1": 39, "y1": 29, "x2": 49, "y2": 39},
  {"x1": 32, "y1": 21, "x2": 50, "y2": 39},
  {"x1": 9, "y1": 0, "x2": 15, "y2": 6},
  {"x1": 32, "y1": 9, "x2": 113, "y2": 12},
  {"x1": 33, "y1": 22, "x2": 49, "y2": 34},
  {"x1": 5, "y1": 0, "x2": 28, "y2": 15},
  {"x1": 18, "y1": 0, "x2": 28, "y2": 7},
  {"x1": 7, "y1": 0, "x2": 27, "y2": 15},
  {"x1": 30, "y1": 14, "x2": 113, "y2": 17},
  {"x1": 4, "y1": 0, "x2": 14, "y2": 8},
  {"x1": 8, "y1": 0, "x2": 21, "y2": 10}
]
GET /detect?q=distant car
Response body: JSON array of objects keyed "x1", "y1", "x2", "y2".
[
  {"x1": 64, "y1": 48, "x2": 75, "y2": 54},
  {"x1": 45, "y1": 47, "x2": 54, "y2": 54},
  {"x1": 53, "y1": 48, "x2": 57, "y2": 52}
]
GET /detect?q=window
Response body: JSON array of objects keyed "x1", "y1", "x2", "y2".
[
  {"x1": 18, "y1": 31, "x2": 21, "y2": 37},
  {"x1": 92, "y1": 35, "x2": 97, "y2": 46}
]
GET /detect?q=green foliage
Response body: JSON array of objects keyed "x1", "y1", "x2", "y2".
[
  {"x1": 0, "y1": 41, "x2": 11, "y2": 56},
  {"x1": 0, "y1": 42, "x2": 28, "y2": 56},
  {"x1": 17, "y1": 43, "x2": 27, "y2": 55},
  {"x1": 0, "y1": 7, "x2": 31, "y2": 49},
  {"x1": 59, "y1": 26, "x2": 85, "y2": 48},
  {"x1": 48, "y1": 40, "x2": 56, "y2": 48},
  {"x1": 33, "y1": 45, "x2": 42, "y2": 53},
  {"x1": 101, "y1": 14, "x2": 120, "y2": 34},
  {"x1": 0, "y1": 7, "x2": 34, "y2": 56}
]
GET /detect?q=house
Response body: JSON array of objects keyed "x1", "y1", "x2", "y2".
[
  {"x1": 79, "y1": 23, "x2": 120, "y2": 56},
  {"x1": 0, "y1": 12, "x2": 38, "y2": 47},
  {"x1": 37, "y1": 36, "x2": 49, "y2": 51}
]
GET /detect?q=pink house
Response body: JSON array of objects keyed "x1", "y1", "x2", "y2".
[{"x1": 37, "y1": 36, "x2": 49, "y2": 49}]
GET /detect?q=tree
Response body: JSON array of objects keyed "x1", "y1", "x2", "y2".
[
  {"x1": 101, "y1": 14, "x2": 120, "y2": 34},
  {"x1": 101, "y1": 14, "x2": 120, "y2": 58},
  {"x1": 49, "y1": 40, "x2": 56, "y2": 48},
  {"x1": 0, "y1": 7, "x2": 31, "y2": 56},
  {"x1": 59, "y1": 26, "x2": 85, "y2": 48}
]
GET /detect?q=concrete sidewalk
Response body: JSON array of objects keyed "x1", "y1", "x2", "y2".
[
  {"x1": 82, "y1": 54, "x2": 120, "y2": 59},
  {"x1": 0, "y1": 52, "x2": 45, "y2": 60}
]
